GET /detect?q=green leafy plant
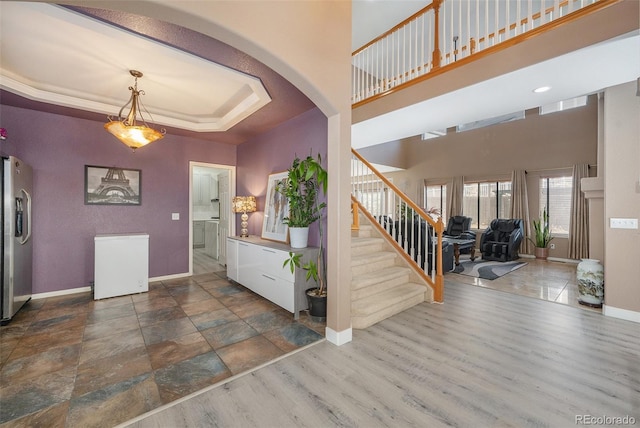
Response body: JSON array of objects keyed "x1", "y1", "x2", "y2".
[
  {"x1": 283, "y1": 251, "x2": 320, "y2": 282},
  {"x1": 276, "y1": 153, "x2": 328, "y2": 228},
  {"x1": 529, "y1": 207, "x2": 554, "y2": 248},
  {"x1": 278, "y1": 152, "x2": 328, "y2": 296}
]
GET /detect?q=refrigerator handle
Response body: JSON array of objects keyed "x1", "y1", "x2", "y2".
[{"x1": 19, "y1": 188, "x2": 32, "y2": 245}]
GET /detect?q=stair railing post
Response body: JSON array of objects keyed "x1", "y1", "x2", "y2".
[
  {"x1": 431, "y1": 0, "x2": 443, "y2": 69},
  {"x1": 435, "y1": 216, "x2": 444, "y2": 302}
]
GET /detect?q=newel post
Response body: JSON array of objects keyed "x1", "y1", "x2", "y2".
[{"x1": 431, "y1": 0, "x2": 443, "y2": 69}]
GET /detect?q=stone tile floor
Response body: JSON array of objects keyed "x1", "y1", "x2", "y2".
[{"x1": 0, "y1": 271, "x2": 325, "y2": 427}]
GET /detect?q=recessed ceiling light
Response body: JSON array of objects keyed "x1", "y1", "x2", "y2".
[{"x1": 533, "y1": 86, "x2": 552, "y2": 93}]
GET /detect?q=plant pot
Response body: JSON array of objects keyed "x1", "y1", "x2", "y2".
[
  {"x1": 306, "y1": 288, "x2": 326, "y2": 322},
  {"x1": 577, "y1": 258, "x2": 604, "y2": 308},
  {"x1": 289, "y1": 226, "x2": 309, "y2": 248},
  {"x1": 534, "y1": 246, "x2": 549, "y2": 260}
]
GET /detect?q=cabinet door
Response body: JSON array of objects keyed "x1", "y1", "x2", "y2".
[
  {"x1": 193, "y1": 221, "x2": 205, "y2": 247},
  {"x1": 226, "y1": 238, "x2": 238, "y2": 281},
  {"x1": 192, "y1": 173, "x2": 202, "y2": 205}
]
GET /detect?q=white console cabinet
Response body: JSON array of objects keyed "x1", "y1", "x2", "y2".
[{"x1": 226, "y1": 236, "x2": 317, "y2": 319}]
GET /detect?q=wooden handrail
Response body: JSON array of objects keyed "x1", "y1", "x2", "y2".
[
  {"x1": 352, "y1": 149, "x2": 443, "y2": 233},
  {"x1": 352, "y1": 2, "x2": 437, "y2": 56},
  {"x1": 351, "y1": 148, "x2": 445, "y2": 302},
  {"x1": 351, "y1": 195, "x2": 444, "y2": 302}
]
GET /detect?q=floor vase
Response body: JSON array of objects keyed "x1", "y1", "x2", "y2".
[{"x1": 577, "y1": 258, "x2": 604, "y2": 308}]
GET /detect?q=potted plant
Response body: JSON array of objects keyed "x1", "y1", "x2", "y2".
[
  {"x1": 528, "y1": 207, "x2": 554, "y2": 260},
  {"x1": 276, "y1": 153, "x2": 328, "y2": 248},
  {"x1": 279, "y1": 152, "x2": 328, "y2": 321}
]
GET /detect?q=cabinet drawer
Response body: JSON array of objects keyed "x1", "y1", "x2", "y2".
[
  {"x1": 255, "y1": 274, "x2": 295, "y2": 312},
  {"x1": 258, "y1": 246, "x2": 295, "y2": 282}
]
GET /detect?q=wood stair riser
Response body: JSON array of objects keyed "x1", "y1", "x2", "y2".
[
  {"x1": 351, "y1": 256, "x2": 397, "y2": 276},
  {"x1": 351, "y1": 274, "x2": 410, "y2": 300}
]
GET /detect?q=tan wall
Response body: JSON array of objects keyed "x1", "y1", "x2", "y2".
[
  {"x1": 361, "y1": 97, "x2": 598, "y2": 259},
  {"x1": 603, "y1": 81, "x2": 640, "y2": 314}
]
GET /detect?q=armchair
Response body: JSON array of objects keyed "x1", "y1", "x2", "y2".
[
  {"x1": 443, "y1": 215, "x2": 476, "y2": 240},
  {"x1": 480, "y1": 219, "x2": 524, "y2": 262}
]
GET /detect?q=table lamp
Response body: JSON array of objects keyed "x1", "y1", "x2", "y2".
[{"x1": 232, "y1": 196, "x2": 257, "y2": 237}]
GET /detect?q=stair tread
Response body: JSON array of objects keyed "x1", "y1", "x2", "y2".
[{"x1": 351, "y1": 282, "x2": 425, "y2": 315}]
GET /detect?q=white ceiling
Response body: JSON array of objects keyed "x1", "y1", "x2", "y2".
[
  {"x1": 1, "y1": 1, "x2": 638, "y2": 152},
  {"x1": 0, "y1": 2, "x2": 271, "y2": 133}
]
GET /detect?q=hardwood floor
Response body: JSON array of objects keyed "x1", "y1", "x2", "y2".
[{"x1": 125, "y1": 261, "x2": 638, "y2": 427}]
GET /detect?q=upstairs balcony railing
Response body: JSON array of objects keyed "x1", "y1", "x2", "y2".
[{"x1": 352, "y1": 0, "x2": 609, "y2": 105}]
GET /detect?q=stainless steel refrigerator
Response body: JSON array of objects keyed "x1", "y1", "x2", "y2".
[{"x1": 1, "y1": 156, "x2": 33, "y2": 324}]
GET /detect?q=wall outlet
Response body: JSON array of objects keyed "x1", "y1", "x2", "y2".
[
  {"x1": 172, "y1": 213, "x2": 180, "y2": 220},
  {"x1": 610, "y1": 218, "x2": 638, "y2": 229},
  {"x1": 549, "y1": 243, "x2": 555, "y2": 249}
]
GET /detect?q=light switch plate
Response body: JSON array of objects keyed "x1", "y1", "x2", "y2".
[
  {"x1": 172, "y1": 213, "x2": 180, "y2": 220},
  {"x1": 610, "y1": 218, "x2": 638, "y2": 229}
]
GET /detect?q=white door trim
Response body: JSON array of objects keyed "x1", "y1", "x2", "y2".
[{"x1": 189, "y1": 161, "x2": 236, "y2": 275}]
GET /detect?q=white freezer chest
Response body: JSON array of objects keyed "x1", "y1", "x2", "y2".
[{"x1": 94, "y1": 233, "x2": 149, "y2": 300}]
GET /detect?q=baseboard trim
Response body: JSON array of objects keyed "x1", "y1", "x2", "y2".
[
  {"x1": 32, "y1": 286, "x2": 92, "y2": 300},
  {"x1": 603, "y1": 305, "x2": 640, "y2": 324},
  {"x1": 519, "y1": 254, "x2": 579, "y2": 264},
  {"x1": 149, "y1": 272, "x2": 191, "y2": 282},
  {"x1": 31, "y1": 272, "x2": 191, "y2": 300},
  {"x1": 547, "y1": 257, "x2": 579, "y2": 264},
  {"x1": 325, "y1": 326, "x2": 352, "y2": 346}
]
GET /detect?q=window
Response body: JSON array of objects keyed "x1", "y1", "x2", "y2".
[
  {"x1": 540, "y1": 96, "x2": 587, "y2": 115},
  {"x1": 539, "y1": 176, "x2": 572, "y2": 236},
  {"x1": 463, "y1": 181, "x2": 512, "y2": 229},
  {"x1": 354, "y1": 179, "x2": 394, "y2": 219},
  {"x1": 424, "y1": 184, "x2": 446, "y2": 220},
  {"x1": 456, "y1": 111, "x2": 525, "y2": 132}
]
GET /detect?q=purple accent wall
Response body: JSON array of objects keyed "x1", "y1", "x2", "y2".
[
  {"x1": 236, "y1": 107, "x2": 327, "y2": 247},
  {"x1": 1, "y1": 105, "x2": 236, "y2": 294}
]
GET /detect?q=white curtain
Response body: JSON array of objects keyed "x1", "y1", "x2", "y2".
[
  {"x1": 447, "y1": 176, "x2": 464, "y2": 218},
  {"x1": 511, "y1": 170, "x2": 532, "y2": 254},
  {"x1": 568, "y1": 164, "x2": 589, "y2": 259}
]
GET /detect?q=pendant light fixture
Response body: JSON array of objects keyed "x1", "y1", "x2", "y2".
[{"x1": 104, "y1": 70, "x2": 165, "y2": 151}]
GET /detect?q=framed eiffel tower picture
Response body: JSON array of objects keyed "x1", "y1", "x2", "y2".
[{"x1": 84, "y1": 165, "x2": 141, "y2": 205}]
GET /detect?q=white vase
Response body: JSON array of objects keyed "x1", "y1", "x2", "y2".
[
  {"x1": 576, "y1": 258, "x2": 604, "y2": 308},
  {"x1": 289, "y1": 227, "x2": 309, "y2": 248}
]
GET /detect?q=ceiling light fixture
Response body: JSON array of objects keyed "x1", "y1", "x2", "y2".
[
  {"x1": 104, "y1": 70, "x2": 165, "y2": 151},
  {"x1": 533, "y1": 86, "x2": 552, "y2": 93}
]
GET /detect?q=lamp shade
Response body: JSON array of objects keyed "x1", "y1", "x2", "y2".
[{"x1": 232, "y1": 196, "x2": 257, "y2": 213}]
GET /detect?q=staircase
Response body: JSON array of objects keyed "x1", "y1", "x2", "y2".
[{"x1": 351, "y1": 220, "x2": 431, "y2": 329}]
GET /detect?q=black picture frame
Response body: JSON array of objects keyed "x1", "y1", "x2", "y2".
[{"x1": 84, "y1": 165, "x2": 141, "y2": 205}]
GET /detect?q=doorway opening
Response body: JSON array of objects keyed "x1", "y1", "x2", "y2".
[{"x1": 189, "y1": 162, "x2": 236, "y2": 276}]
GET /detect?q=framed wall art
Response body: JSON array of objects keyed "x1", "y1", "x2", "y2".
[
  {"x1": 261, "y1": 171, "x2": 289, "y2": 243},
  {"x1": 85, "y1": 165, "x2": 141, "y2": 205}
]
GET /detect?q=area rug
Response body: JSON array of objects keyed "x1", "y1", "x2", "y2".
[{"x1": 452, "y1": 259, "x2": 527, "y2": 280}]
